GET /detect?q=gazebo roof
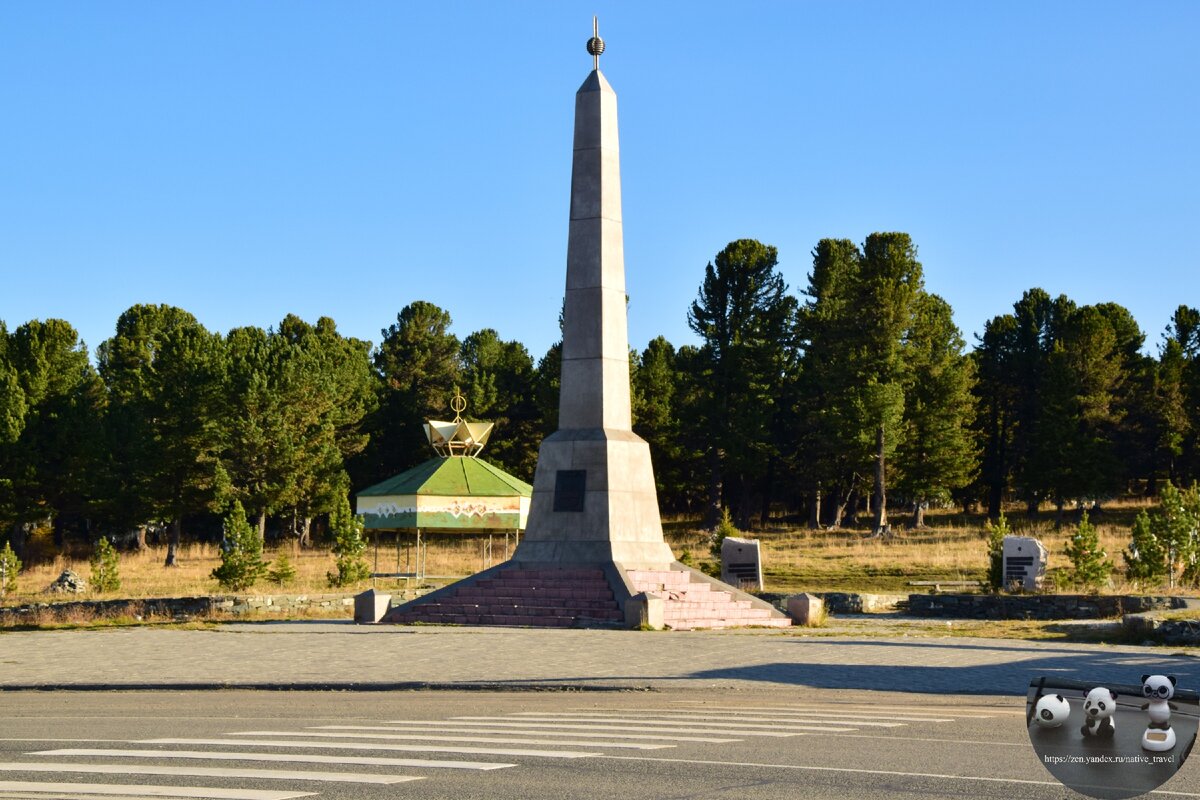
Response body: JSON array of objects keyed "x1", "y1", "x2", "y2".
[{"x1": 357, "y1": 456, "x2": 532, "y2": 499}]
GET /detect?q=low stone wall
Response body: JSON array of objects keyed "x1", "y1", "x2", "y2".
[
  {"x1": 758, "y1": 592, "x2": 907, "y2": 616},
  {"x1": 908, "y1": 593, "x2": 1186, "y2": 620},
  {"x1": 0, "y1": 594, "x2": 355, "y2": 625}
]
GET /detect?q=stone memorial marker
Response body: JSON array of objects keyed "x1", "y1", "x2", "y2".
[
  {"x1": 721, "y1": 537, "x2": 763, "y2": 591},
  {"x1": 1003, "y1": 535, "x2": 1048, "y2": 591}
]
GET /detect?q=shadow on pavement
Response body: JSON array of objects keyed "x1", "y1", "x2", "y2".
[{"x1": 685, "y1": 650, "x2": 1200, "y2": 696}]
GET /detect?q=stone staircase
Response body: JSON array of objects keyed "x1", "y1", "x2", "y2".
[
  {"x1": 627, "y1": 569, "x2": 791, "y2": 630},
  {"x1": 384, "y1": 567, "x2": 623, "y2": 628}
]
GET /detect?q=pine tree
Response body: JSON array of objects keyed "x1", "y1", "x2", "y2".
[
  {"x1": 98, "y1": 305, "x2": 229, "y2": 566},
  {"x1": 1125, "y1": 510, "x2": 1167, "y2": 587},
  {"x1": 687, "y1": 239, "x2": 796, "y2": 526},
  {"x1": 1154, "y1": 482, "x2": 1200, "y2": 587},
  {"x1": 89, "y1": 536, "x2": 121, "y2": 593},
  {"x1": 1064, "y1": 512, "x2": 1112, "y2": 592},
  {"x1": 0, "y1": 540, "x2": 20, "y2": 598},
  {"x1": 708, "y1": 507, "x2": 740, "y2": 558},
  {"x1": 356, "y1": 302, "x2": 461, "y2": 486},
  {"x1": 893, "y1": 293, "x2": 978, "y2": 526},
  {"x1": 459, "y1": 328, "x2": 539, "y2": 480},
  {"x1": 267, "y1": 551, "x2": 297, "y2": 587},
  {"x1": 985, "y1": 513, "x2": 1010, "y2": 592},
  {"x1": 327, "y1": 495, "x2": 370, "y2": 588},
  {"x1": 211, "y1": 500, "x2": 267, "y2": 591}
]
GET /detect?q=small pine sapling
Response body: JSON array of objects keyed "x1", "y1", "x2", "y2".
[
  {"x1": 1064, "y1": 512, "x2": 1112, "y2": 592},
  {"x1": 211, "y1": 500, "x2": 267, "y2": 591},
  {"x1": 985, "y1": 513, "x2": 1010, "y2": 592},
  {"x1": 267, "y1": 550, "x2": 298, "y2": 587},
  {"x1": 0, "y1": 541, "x2": 20, "y2": 598},
  {"x1": 1125, "y1": 509, "x2": 1168, "y2": 588},
  {"x1": 89, "y1": 536, "x2": 122, "y2": 593},
  {"x1": 708, "y1": 507, "x2": 739, "y2": 558},
  {"x1": 327, "y1": 495, "x2": 371, "y2": 588}
]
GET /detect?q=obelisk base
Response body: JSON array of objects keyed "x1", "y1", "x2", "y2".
[{"x1": 511, "y1": 428, "x2": 676, "y2": 570}]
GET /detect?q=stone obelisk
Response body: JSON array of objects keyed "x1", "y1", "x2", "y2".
[
  {"x1": 381, "y1": 21, "x2": 789, "y2": 630},
  {"x1": 513, "y1": 20, "x2": 675, "y2": 569}
]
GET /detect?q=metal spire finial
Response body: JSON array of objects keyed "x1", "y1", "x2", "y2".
[{"x1": 586, "y1": 16, "x2": 605, "y2": 71}]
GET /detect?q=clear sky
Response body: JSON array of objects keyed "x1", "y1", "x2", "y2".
[{"x1": 1, "y1": 2, "x2": 1196, "y2": 362}]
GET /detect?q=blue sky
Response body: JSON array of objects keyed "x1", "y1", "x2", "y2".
[{"x1": 1, "y1": 2, "x2": 1196, "y2": 362}]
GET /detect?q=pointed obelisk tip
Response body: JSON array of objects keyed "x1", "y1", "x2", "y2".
[{"x1": 586, "y1": 15, "x2": 605, "y2": 71}]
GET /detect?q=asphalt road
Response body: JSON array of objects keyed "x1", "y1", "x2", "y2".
[{"x1": 2, "y1": 689, "x2": 1193, "y2": 800}]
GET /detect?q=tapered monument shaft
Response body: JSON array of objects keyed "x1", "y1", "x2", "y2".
[
  {"x1": 513, "y1": 44, "x2": 674, "y2": 568},
  {"x1": 560, "y1": 69, "x2": 632, "y2": 432}
]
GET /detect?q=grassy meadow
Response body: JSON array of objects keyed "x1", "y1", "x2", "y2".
[{"x1": 0, "y1": 498, "x2": 1179, "y2": 606}]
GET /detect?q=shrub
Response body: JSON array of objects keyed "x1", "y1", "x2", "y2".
[
  {"x1": 327, "y1": 495, "x2": 371, "y2": 588},
  {"x1": 0, "y1": 540, "x2": 20, "y2": 598},
  {"x1": 211, "y1": 500, "x2": 267, "y2": 591},
  {"x1": 267, "y1": 551, "x2": 297, "y2": 587},
  {"x1": 89, "y1": 536, "x2": 121, "y2": 593},
  {"x1": 1124, "y1": 482, "x2": 1200, "y2": 588},
  {"x1": 1063, "y1": 512, "x2": 1112, "y2": 592},
  {"x1": 1125, "y1": 510, "x2": 1167, "y2": 587},
  {"x1": 708, "y1": 507, "x2": 739, "y2": 558},
  {"x1": 984, "y1": 513, "x2": 1010, "y2": 592}
]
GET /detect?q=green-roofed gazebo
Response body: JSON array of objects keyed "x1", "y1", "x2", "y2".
[{"x1": 356, "y1": 455, "x2": 532, "y2": 531}]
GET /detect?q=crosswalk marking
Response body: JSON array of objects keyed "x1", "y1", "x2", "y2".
[
  {"x1": 314, "y1": 725, "x2": 739, "y2": 744},
  {"x1": 450, "y1": 716, "x2": 858, "y2": 733},
  {"x1": 378, "y1": 720, "x2": 803, "y2": 737},
  {"x1": 548, "y1": 709, "x2": 956, "y2": 723},
  {"x1": 500, "y1": 712, "x2": 903, "y2": 728},
  {"x1": 669, "y1": 702, "x2": 1005, "y2": 718},
  {"x1": 33, "y1": 749, "x2": 514, "y2": 772},
  {"x1": 139, "y1": 738, "x2": 599, "y2": 760},
  {"x1": 0, "y1": 781, "x2": 313, "y2": 800},
  {"x1": 229, "y1": 730, "x2": 673, "y2": 750},
  {"x1": 0, "y1": 764, "x2": 420, "y2": 785}
]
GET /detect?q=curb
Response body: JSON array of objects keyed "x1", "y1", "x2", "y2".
[{"x1": 0, "y1": 681, "x2": 657, "y2": 693}]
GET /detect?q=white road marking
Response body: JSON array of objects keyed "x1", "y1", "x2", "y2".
[
  {"x1": 552, "y1": 708, "x2": 956, "y2": 723},
  {"x1": 824, "y1": 733, "x2": 1028, "y2": 747},
  {"x1": 669, "y1": 702, "x2": 1013, "y2": 717},
  {"x1": 139, "y1": 738, "x2": 598, "y2": 760},
  {"x1": 32, "y1": 749, "x2": 513, "y2": 771},
  {"x1": 0, "y1": 763, "x2": 419, "y2": 785},
  {"x1": 0, "y1": 740, "x2": 124, "y2": 745},
  {"x1": 592, "y1": 755, "x2": 1200, "y2": 796},
  {"x1": 231, "y1": 731, "x2": 672, "y2": 750},
  {"x1": 451, "y1": 715, "x2": 858, "y2": 732},
  {"x1": 0, "y1": 782, "x2": 313, "y2": 800},
  {"x1": 315, "y1": 725, "x2": 738, "y2": 744},
  {"x1": 502, "y1": 712, "x2": 904, "y2": 728},
  {"x1": 379, "y1": 720, "x2": 802, "y2": 738}
]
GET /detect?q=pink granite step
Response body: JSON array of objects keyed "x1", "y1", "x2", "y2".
[
  {"x1": 388, "y1": 567, "x2": 622, "y2": 628},
  {"x1": 626, "y1": 568, "x2": 791, "y2": 630}
]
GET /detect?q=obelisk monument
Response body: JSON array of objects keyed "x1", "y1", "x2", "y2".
[
  {"x1": 381, "y1": 20, "x2": 789, "y2": 629},
  {"x1": 512, "y1": 19, "x2": 675, "y2": 569}
]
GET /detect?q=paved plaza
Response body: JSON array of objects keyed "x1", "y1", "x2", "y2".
[{"x1": 2, "y1": 622, "x2": 1196, "y2": 695}]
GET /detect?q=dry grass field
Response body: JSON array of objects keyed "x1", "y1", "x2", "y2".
[{"x1": 1, "y1": 498, "x2": 1187, "y2": 606}]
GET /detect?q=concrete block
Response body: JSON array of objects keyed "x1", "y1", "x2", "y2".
[
  {"x1": 787, "y1": 593, "x2": 825, "y2": 626},
  {"x1": 625, "y1": 592, "x2": 664, "y2": 630},
  {"x1": 354, "y1": 589, "x2": 392, "y2": 624}
]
